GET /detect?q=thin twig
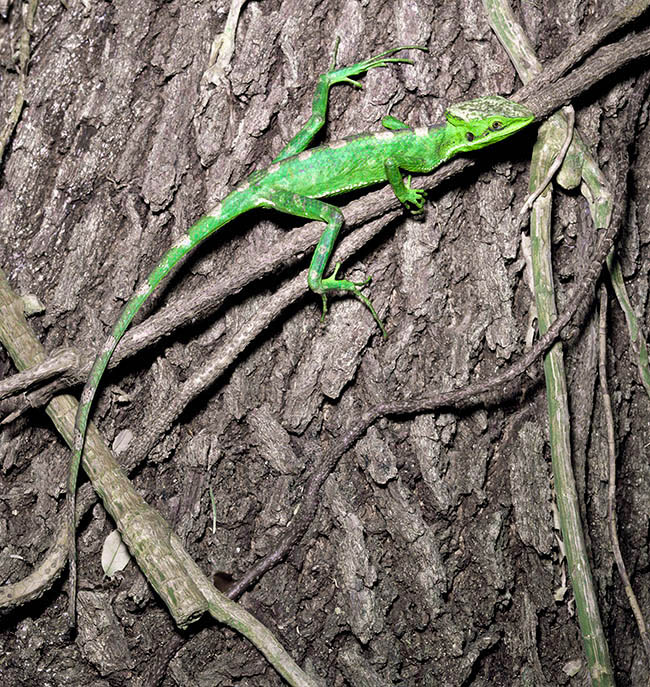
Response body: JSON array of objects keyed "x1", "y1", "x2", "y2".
[{"x1": 599, "y1": 285, "x2": 650, "y2": 664}]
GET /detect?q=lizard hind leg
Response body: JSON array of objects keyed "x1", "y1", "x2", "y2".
[{"x1": 260, "y1": 189, "x2": 387, "y2": 337}]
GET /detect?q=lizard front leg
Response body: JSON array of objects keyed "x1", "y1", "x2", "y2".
[
  {"x1": 384, "y1": 157, "x2": 427, "y2": 213},
  {"x1": 272, "y1": 44, "x2": 425, "y2": 163},
  {"x1": 259, "y1": 189, "x2": 387, "y2": 337}
]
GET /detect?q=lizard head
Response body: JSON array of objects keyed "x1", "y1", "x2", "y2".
[{"x1": 444, "y1": 95, "x2": 534, "y2": 152}]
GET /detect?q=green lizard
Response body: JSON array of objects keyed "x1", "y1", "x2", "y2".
[{"x1": 66, "y1": 44, "x2": 534, "y2": 625}]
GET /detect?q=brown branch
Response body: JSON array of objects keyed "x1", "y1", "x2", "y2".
[
  {"x1": 0, "y1": 267, "x2": 321, "y2": 687},
  {"x1": 522, "y1": 27, "x2": 650, "y2": 119},
  {"x1": 516, "y1": 0, "x2": 650, "y2": 103}
]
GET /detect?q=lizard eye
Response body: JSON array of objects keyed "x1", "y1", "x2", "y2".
[
  {"x1": 466, "y1": 132, "x2": 475, "y2": 141},
  {"x1": 491, "y1": 121, "x2": 503, "y2": 130}
]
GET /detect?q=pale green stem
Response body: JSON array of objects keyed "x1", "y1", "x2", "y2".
[
  {"x1": 529, "y1": 126, "x2": 614, "y2": 685},
  {"x1": 483, "y1": 1, "x2": 619, "y2": 683}
]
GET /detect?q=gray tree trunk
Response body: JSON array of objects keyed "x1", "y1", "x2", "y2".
[{"x1": 1, "y1": 0, "x2": 648, "y2": 685}]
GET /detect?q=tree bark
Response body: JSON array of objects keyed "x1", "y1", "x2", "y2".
[{"x1": 1, "y1": 1, "x2": 649, "y2": 684}]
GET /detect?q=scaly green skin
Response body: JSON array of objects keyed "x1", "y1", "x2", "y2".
[{"x1": 66, "y1": 45, "x2": 533, "y2": 624}]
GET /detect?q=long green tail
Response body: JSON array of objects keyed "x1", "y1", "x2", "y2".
[{"x1": 66, "y1": 195, "x2": 249, "y2": 625}]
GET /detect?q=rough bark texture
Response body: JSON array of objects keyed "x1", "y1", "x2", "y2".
[{"x1": 1, "y1": 0, "x2": 649, "y2": 685}]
